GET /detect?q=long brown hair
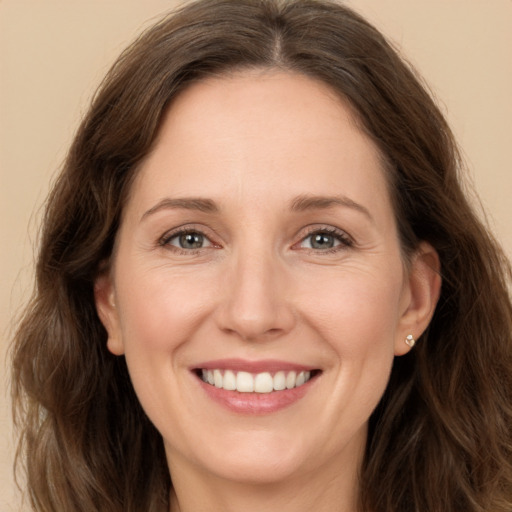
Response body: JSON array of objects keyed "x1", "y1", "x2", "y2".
[{"x1": 12, "y1": 1, "x2": 512, "y2": 510}]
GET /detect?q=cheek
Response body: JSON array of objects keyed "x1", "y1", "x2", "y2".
[
  {"x1": 115, "y1": 264, "x2": 217, "y2": 355},
  {"x1": 299, "y1": 268, "x2": 402, "y2": 408},
  {"x1": 112, "y1": 266, "x2": 216, "y2": 424},
  {"x1": 299, "y1": 268, "x2": 404, "y2": 346}
]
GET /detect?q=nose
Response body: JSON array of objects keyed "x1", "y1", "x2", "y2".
[{"x1": 215, "y1": 249, "x2": 296, "y2": 342}]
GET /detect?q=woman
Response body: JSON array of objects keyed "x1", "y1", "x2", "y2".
[{"x1": 11, "y1": 0, "x2": 512, "y2": 511}]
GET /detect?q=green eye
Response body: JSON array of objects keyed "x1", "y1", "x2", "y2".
[
  {"x1": 179, "y1": 233, "x2": 204, "y2": 249},
  {"x1": 166, "y1": 231, "x2": 211, "y2": 250},
  {"x1": 309, "y1": 233, "x2": 338, "y2": 249},
  {"x1": 299, "y1": 229, "x2": 352, "y2": 251}
]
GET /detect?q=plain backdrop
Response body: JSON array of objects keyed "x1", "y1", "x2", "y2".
[{"x1": 1, "y1": 1, "x2": 511, "y2": 509}]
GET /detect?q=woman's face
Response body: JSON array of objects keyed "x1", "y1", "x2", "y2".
[{"x1": 96, "y1": 71, "x2": 437, "y2": 489}]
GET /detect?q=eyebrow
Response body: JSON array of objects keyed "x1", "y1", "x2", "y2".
[
  {"x1": 141, "y1": 193, "x2": 373, "y2": 222},
  {"x1": 141, "y1": 197, "x2": 219, "y2": 220},
  {"x1": 290, "y1": 194, "x2": 373, "y2": 222}
]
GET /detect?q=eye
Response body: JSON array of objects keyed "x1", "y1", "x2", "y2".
[
  {"x1": 298, "y1": 228, "x2": 352, "y2": 251},
  {"x1": 162, "y1": 230, "x2": 213, "y2": 250}
]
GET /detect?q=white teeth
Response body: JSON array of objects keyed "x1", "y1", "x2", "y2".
[
  {"x1": 286, "y1": 371, "x2": 296, "y2": 389},
  {"x1": 223, "y1": 370, "x2": 236, "y2": 391},
  {"x1": 273, "y1": 371, "x2": 286, "y2": 391},
  {"x1": 236, "y1": 371, "x2": 254, "y2": 392},
  {"x1": 214, "y1": 369, "x2": 223, "y2": 388},
  {"x1": 200, "y1": 369, "x2": 314, "y2": 392},
  {"x1": 254, "y1": 372, "x2": 273, "y2": 393}
]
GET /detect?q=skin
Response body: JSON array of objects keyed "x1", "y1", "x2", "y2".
[{"x1": 95, "y1": 70, "x2": 441, "y2": 512}]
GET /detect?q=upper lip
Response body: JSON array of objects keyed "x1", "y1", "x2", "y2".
[{"x1": 192, "y1": 358, "x2": 318, "y2": 374}]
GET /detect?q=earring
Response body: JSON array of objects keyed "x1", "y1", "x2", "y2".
[{"x1": 405, "y1": 334, "x2": 415, "y2": 347}]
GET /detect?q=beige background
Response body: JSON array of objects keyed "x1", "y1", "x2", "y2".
[{"x1": 1, "y1": 1, "x2": 511, "y2": 509}]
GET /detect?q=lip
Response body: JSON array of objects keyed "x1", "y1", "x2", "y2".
[
  {"x1": 191, "y1": 358, "x2": 321, "y2": 414},
  {"x1": 192, "y1": 358, "x2": 316, "y2": 374}
]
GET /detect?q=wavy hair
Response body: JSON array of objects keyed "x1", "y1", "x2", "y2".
[{"x1": 12, "y1": 1, "x2": 512, "y2": 510}]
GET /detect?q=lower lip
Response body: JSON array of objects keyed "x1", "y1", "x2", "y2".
[{"x1": 196, "y1": 375, "x2": 317, "y2": 414}]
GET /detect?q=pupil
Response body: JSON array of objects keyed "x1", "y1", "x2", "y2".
[
  {"x1": 312, "y1": 233, "x2": 334, "y2": 249},
  {"x1": 180, "y1": 233, "x2": 203, "y2": 249}
]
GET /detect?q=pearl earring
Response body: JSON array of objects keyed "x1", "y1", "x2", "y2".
[{"x1": 405, "y1": 334, "x2": 415, "y2": 347}]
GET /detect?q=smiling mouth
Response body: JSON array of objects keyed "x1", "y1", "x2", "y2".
[{"x1": 196, "y1": 369, "x2": 320, "y2": 393}]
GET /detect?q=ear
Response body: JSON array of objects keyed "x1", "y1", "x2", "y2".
[
  {"x1": 395, "y1": 242, "x2": 441, "y2": 356},
  {"x1": 94, "y1": 272, "x2": 125, "y2": 355}
]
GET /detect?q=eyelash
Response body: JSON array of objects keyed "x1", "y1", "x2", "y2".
[
  {"x1": 158, "y1": 227, "x2": 215, "y2": 255},
  {"x1": 158, "y1": 226, "x2": 354, "y2": 254},
  {"x1": 297, "y1": 226, "x2": 354, "y2": 254}
]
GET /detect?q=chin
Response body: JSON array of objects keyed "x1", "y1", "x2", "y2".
[
  {"x1": 169, "y1": 430, "x2": 312, "y2": 485},
  {"x1": 206, "y1": 453, "x2": 304, "y2": 485}
]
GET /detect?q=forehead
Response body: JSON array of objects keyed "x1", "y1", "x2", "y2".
[{"x1": 127, "y1": 70, "x2": 391, "y2": 221}]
